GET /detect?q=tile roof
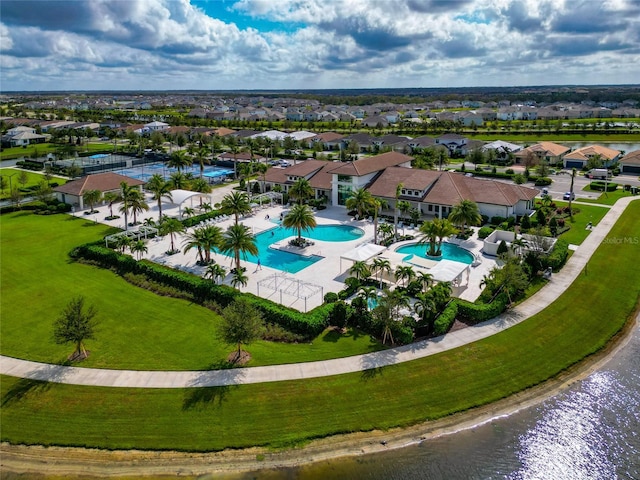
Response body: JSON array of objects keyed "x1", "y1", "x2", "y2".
[
  {"x1": 327, "y1": 151, "x2": 413, "y2": 176},
  {"x1": 620, "y1": 149, "x2": 640, "y2": 165},
  {"x1": 54, "y1": 173, "x2": 145, "y2": 196},
  {"x1": 564, "y1": 145, "x2": 621, "y2": 161}
]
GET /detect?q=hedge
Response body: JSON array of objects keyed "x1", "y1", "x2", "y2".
[
  {"x1": 589, "y1": 181, "x2": 618, "y2": 192},
  {"x1": 456, "y1": 293, "x2": 509, "y2": 324},
  {"x1": 542, "y1": 238, "x2": 570, "y2": 271},
  {"x1": 433, "y1": 301, "x2": 459, "y2": 336},
  {"x1": 70, "y1": 243, "x2": 329, "y2": 339}
]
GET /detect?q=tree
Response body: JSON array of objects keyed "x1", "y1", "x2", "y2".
[
  {"x1": 130, "y1": 240, "x2": 148, "y2": 260},
  {"x1": 221, "y1": 191, "x2": 251, "y2": 226},
  {"x1": 159, "y1": 217, "x2": 185, "y2": 253},
  {"x1": 217, "y1": 298, "x2": 264, "y2": 363},
  {"x1": 204, "y1": 263, "x2": 226, "y2": 285},
  {"x1": 52, "y1": 296, "x2": 98, "y2": 360},
  {"x1": 34, "y1": 180, "x2": 53, "y2": 203},
  {"x1": 193, "y1": 148, "x2": 210, "y2": 178},
  {"x1": 146, "y1": 174, "x2": 173, "y2": 221},
  {"x1": 113, "y1": 235, "x2": 131, "y2": 254},
  {"x1": 288, "y1": 177, "x2": 314, "y2": 205},
  {"x1": 82, "y1": 189, "x2": 102, "y2": 213},
  {"x1": 230, "y1": 268, "x2": 249, "y2": 290},
  {"x1": 103, "y1": 191, "x2": 121, "y2": 218},
  {"x1": 183, "y1": 224, "x2": 223, "y2": 264},
  {"x1": 414, "y1": 292, "x2": 437, "y2": 334},
  {"x1": 17, "y1": 170, "x2": 28, "y2": 189},
  {"x1": 182, "y1": 206, "x2": 196, "y2": 218},
  {"x1": 372, "y1": 257, "x2": 392, "y2": 289},
  {"x1": 397, "y1": 200, "x2": 411, "y2": 222},
  {"x1": 282, "y1": 203, "x2": 317, "y2": 242},
  {"x1": 394, "y1": 265, "x2": 416, "y2": 287},
  {"x1": 169, "y1": 171, "x2": 189, "y2": 190},
  {"x1": 448, "y1": 199, "x2": 482, "y2": 232},
  {"x1": 190, "y1": 177, "x2": 212, "y2": 206},
  {"x1": 128, "y1": 188, "x2": 149, "y2": 224},
  {"x1": 345, "y1": 187, "x2": 373, "y2": 219},
  {"x1": 119, "y1": 182, "x2": 138, "y2": 230},
  {"x1": 349, "y1": 260, "x2": 372, "y2": 281},
  {"x1": 221, "y1": 223, "x2": 258, "y2": 272},
  {"x1": 416, "y1": 271, "x2": 433, "y2": 292},
  {"x1": 568, "y1": 168, "x2": 576, "y2": 221},
  {"x1": 167, "y1": 150, "x2": 192, "y2": 173},
  {"x1": 373, "y1": 288, "x2": 409, "y2": 345},
  {"x1": 0, "y1": 176, "x2": 7, "y2": 194},
  {"x1": 394, "y1": 183, "x2": 403, "y2": 240},
  {"x1": 418, "y1": 218, "x2": 458, "y2": 256},
  {"x1": 358, "y1": 286, "x2": 378, "y2": 311}
]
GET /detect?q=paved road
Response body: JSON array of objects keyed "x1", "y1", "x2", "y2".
[{"x1": 0, "y1": 196, "x2": 637, "y2": 388}]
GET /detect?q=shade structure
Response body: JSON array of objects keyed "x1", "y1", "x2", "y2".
[
  {"x1": 428, "y1": 260, "x2": 470, "y2": 283},
  {"x1": 340, "y1": 243, "x2": 387, "y2": 271}
]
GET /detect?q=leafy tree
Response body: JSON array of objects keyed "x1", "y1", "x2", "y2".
[
  {"x1": 221, "y1": 223, "x2": 258, "y2": 272},
  {"x1": 520, "y1": 213, "x2": 531, "y2": 230},
  {"x1": 34, "y1": 180, "x2": 53, "y2": 203},
  {"x1": 221, "y1": 191, "x2": 251, "y2": 226},
  {"x1": 0, "y1": 176, "x2": 7, "y2": 194},
  {"x1": 52, "y1": 296, "x2": 98, "y2": 360},
  {"x1": 83, "y1": 189, "x2": 102, "y2": 213},
  {"x1": 17, "y1": 170, "x2": 28, "y2": 189},
  {"x1": 217, "y1": 298, "x2": 265, "y2": 362},
  {"x1": 282, "y1": 203, "x2": 317, "y2": 242},
  {"x1": 146, "y1": 174, "x2": 173, "y2": 221}
]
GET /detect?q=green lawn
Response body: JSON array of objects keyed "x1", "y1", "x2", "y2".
[
  {"x1": 0, "y1": 142, "x2": 114, "y2": 161},
  {"x1": 555, "y1": 201, "x2": 610, "y2": 245},
  {"x1": 466, "y1": 133, "x2": 640, "y2": 143},
  {"x1": 578, "y1": 187, "x2": 635, "y2": 206},
  {"x1": 0, "y1": 168, "x2": 68, "y2": 200},
  {"x1": 1, "y1": 202, "x2": 638, "y2": 451},
  {"x1": 0, "y1": 212, "x2": 382, "y2": 370}
]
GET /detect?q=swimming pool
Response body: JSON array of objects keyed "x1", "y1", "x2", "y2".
[
  {"x1": 395, "y1": 242, "x2": 474, "y2": 264},
  {"x1": 218, "y1": 224, "x2": 364, "y2": 274},
  {"x1": 115, "y1": 162, "x2": 235, "y2": 182}
]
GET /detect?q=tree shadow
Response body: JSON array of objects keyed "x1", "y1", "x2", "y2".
[
  {"x1": 359, "y1": 348, "x2": 399, "y2": 382},
  {"x1": 182, "y1": 363, "x2": 246, "y2": 411},
  {"x1": 2, "y1": 363, "x2": 70, "y2": 407}
]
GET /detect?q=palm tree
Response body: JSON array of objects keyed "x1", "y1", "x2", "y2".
[
  {"x1": 568, "y1": 168, "x2": 576, "y2": 221},
  {"x1": 397, "y1": 200, "x2": 411, "y2": 222},
  {"x1": 183, "y1": 225, "x2": 223, "y2": 264},
  {"x1": 372, "y1": 257, "x2": 392, "y2": 289},
  {"x1": 394, "y1": 265, "x2": 415, "y2": 287},
  {"x1": 418, "y1": 218, "x2": 458, "y2": 257},
  {"x1": 374, "y1": 288, "x2": 410, "y2": 345},
  {"x1": 113, "y1": 235, "x2": 131, "y2": 254},
  {"x1": 169, "y1": 171, "x2": 189, "y2": 190},
  {"x1": 103, "y1": 191, "x2": 121, "y2": 218},
  {"x1": 414, "y1": 292, "x2": 437, "y2": 334},
  {"x1": 82, "y1": 189, "x2": 102, "y2": 213},
  {"x1": 372, "y1": 198, "x2": 388, "y2": 244},
  {"x1": 394, "y1": 183, "x2": 403, "y2": 240},
  {"x1": 145, "y1": 174, "x2": 173, "y2": 221},
  {"x1": 378, "y1": 223, "x2": 394, "y2": 244},
  {"x1": 220, "y1": 223, "x2": 258, "y2": 272},
  {"x1": 282, "y1": 203, "x2": 317, "y2": 243},
  {"x1": 221, "y1": 191, "x2": 252, "y2": 226},
  {"x1": 345, "y1": 187, "x2": 373, "y2": 219},
  {"x1": 190, "y1": 177, "x2": 212, "y2": 206},
  {"x1": 119, "y1": 182, "x2": 138, "y2": 231},
  {"x1": 204, "y1": 263, "x2": 226, "y2": 285},
  {"x1": 193, "y1": 148, "x2": 210, "y2": 178},
  {"x1": 167, "y1": 150, "x2": 192, "y2": 173},
  {"x1": 288, "y1": 177, "x2": 314, "y2": 205},
  {"x1": 230, "y1": 268, "x2": 249, "y2": 290},
  {"x1": 159, "y1": 217, "x2": 185, "y2": 253},
  {"x1": 130, "y1": 240, "x2": 148, "y2": 260},
  {"x1": 358, "y1": 286, "x2": 378, "y2": 311},
  {"x1": 416, "y1": 271, "x2": 434, "y2": 292},
  {"x1": 182, "y1": 206, "x2": 196, "y2": 218},
  {"x1": 128, "y1": 189, "x2": 149, "y2": 225},
  {"x1": 349, "y1": 260, "x2": 371, "y2": 281},
  {"x1": 448, "y1": 199, "x2": 482, "y2": 232}
]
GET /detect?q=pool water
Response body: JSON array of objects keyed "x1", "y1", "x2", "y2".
[
  {"x1": 116, "y1": 162, "x2": 234, "y2": 182},
  {"x1": 395, "y1": 242, "x2": 474, "y2": 264},
  {"x1": 218, "y1": 224, "x2": 364, "y2": 274}
]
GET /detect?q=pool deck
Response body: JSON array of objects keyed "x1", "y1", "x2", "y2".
[{"x1": 79, "y1": 186, "x2": 497, "y2": 311}]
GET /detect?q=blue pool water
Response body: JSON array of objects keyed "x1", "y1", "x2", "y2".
[
  {"x1": 219, "y1": 224, "x2": 364, "y2": 274},
  {"x1": 395, "y1": 242, "x2": 474, "y2": 264},
  {"x1": 116, "y1": 162, "x2": 234, "y2": 182}
]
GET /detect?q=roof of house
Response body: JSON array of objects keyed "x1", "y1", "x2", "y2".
[
  {"x1": 54, "y1": 173, "x2": 144, "y2": 196},
  {"x1": 518, "y1": 141, "x2": 571, "y2": 157},
  {"x1": 311, "y1": 132, "x2": 345, "y2": 142},
  {"x1": 620, "y1": 149, "x2": 640, "y2": 165},
  {"x1": 563, "y1": 145, "x2": 621, "y2": 161},
  {"x1": 327, "y1": 151, "x2": 413, "y2": 177}
]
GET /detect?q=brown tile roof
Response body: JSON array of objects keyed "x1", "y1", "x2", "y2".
[
  {"x1": 308, "y1": 163, "x2": 335, "y2": 190},
  {"x1": 564, "y1": 145, "x2": 621, "y2": 161},
  {"x1": 328, "y1": 151, "x2": 413, "y2": 176},
  {"x1": 620, "y1": 149, "x2": 640, "y2": 165},
  {"x1": 264, "y1": 160, "x2": 333, "y2": 189},
  {"x1": 366, "y1": 167, "x2": 440, "y2": 198},
  {"x1": 518, "y1": 141, "x2": 570, "y2": 157},
  {"x1": 54, "y1": 173, "x2": 144, "y2": 196},
  {"x1": 311, "y1": 132, "x2": 344, "y2": 142}
]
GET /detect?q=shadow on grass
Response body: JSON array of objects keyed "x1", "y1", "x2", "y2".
[
  {"x1": 1, "y1": 362, "x2": 71, "y2": 407},
  {"x1": 359, "y1": 348, "x2": 399, "y2": 382},
  {"x1": 182, "y1": 362, "x2": 246, "y2": 410}
]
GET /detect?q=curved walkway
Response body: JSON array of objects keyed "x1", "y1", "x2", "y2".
[{"x1": 1, "y1": 197, "x2": 636, "y2": 388}]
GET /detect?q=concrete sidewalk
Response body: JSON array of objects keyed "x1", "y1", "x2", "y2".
[{"x1": 1, "y1": 196, "x2": 637, "y2": 388}]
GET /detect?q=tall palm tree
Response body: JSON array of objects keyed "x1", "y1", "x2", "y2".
[
  {"x1": 145, "y1": 174, "x2": 173, "y2": 221},
  {"x1": 119, "y1": 182, "x2": 138, "y2": 231},
  {"x1": 349, "y1": 260, "x2": 371, "y2": 281},
  {"x1": 372, "y1": 257, "x2": 392, "y2": 289},
  {"x1": 397, "y1": 200, "x2": 411, "y2": 222},
  {"x1": 448, "y1": 199, "x2": 482, "y2": 232},
  {"x1": 416, "y1": 271, "x2": 434, "y2": 292},
  {"x1": 190, "y1": 178, "x2": 211, "y2": 206},
  {"x1": 345, "y1": 187, "x2": 373, "y2": 219},
  {"x1": 193, "y1": 147, "x2": 210, "y2": 178},
  {"x1": 167, "y1": 150, "x2": 192, "y2": 173},
  {"x1": 128, "y1": 189, "x2": 149, "y2": 225},
  {"x1": 103, "y1": 191, "x2": 121, "y2": 218},
  {"x1": 130, "y1": 240, "x2": 148, "y2": 260},
  {"x1": 282, "y1": 203, "x2": 317, "y2": 243},
  {"x1": 372, "y1": 197, "x2": 388, "y2": 245},
  {"x1": 568, "y1": 168, "x2": 576, "y2": 221},
  {"x1": 288, "y1": 177, "x2": 314, "y2": 205},
  {"x1": 82, "y1": 189, "x2": 102, "y2": 213},
  {"x1": 394, "y1": 265, "x2": 415, "y2": 287},
  {"x1": 204, "y1": 263, "x2": 226, "y2": 285},
  {"x1": 220, "y1": 223, "x2": 258, "y2": 272},
  {"x1": 199, "y1": 225, "x2": 223, "y2": 263},
  {"x1": 394, "y1": 183, "x2": 403, "y2": 240},
  {"x1": 159, "y1": 217, "x2": 185, "y2": 253},
  {"x1": 169, "y1": 171, "x2": 189, "y2": 190},
  {"x1": 418, "y1": 218, "x2": 458, "y2": 257},
  {"x1": 221, "y1": 191, "x2": 252, "y2": 226}
]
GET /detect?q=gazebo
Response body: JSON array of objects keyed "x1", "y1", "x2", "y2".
[
  {"x1": 339, "y1": 243, "x2": 387, "y2": 271},
  {"x1": 168, "y1": 189, "x2": 212, "y2": 217}
]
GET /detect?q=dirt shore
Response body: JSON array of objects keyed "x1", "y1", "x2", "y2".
[{"x1": 1, "y1": 316, "x2": 637, "y2": 479}]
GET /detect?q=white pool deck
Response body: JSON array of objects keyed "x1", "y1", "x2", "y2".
[{"x1": 81, "y1": 185, "x2": 496, "y2": 312}]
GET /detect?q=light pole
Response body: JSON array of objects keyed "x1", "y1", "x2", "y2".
[{"x1": 1, "y1": 172, "x2": 19, "y2": 203}]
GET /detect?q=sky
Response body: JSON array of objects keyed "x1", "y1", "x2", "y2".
[{"x1": 1, "y1": 0, "x2": 640, "y2": 92}]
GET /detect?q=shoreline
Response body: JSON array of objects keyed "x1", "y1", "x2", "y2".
[{"x1": 2, "y1": 314, "x2": 637, "y2": 478}]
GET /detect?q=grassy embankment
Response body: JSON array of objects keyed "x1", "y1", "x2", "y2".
[
  {"x1": 1, "y1": 201, "x2": 638, "y2": 451},
  {"x1": 0, "y1": 142, "x2": 114, "y2": 161},
  {"x1": 0, "y1": 168, "x2": 68, "y2": 201}
]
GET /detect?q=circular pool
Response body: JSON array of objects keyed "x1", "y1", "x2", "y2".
[{"x1": 395, "y1": 242, "x2": 474, "y2": 264}]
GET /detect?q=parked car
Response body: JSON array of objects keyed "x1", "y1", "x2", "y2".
[{"x1": 563, "y1": 192, "x2": 575, "y2": 200}]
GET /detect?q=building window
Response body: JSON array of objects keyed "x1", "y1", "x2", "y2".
[
  {"x1": 337, "y1": 175, "x2": 352, "y2": 184},
  {"x1": 428, "y1": 204, "x2": 433, "y2": 212},
  {"x1": 338, "y1": 185, "x2": 352, "y2": 206}
]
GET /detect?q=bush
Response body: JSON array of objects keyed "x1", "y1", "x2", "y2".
[
  {"x1": 481, "y1": 214, "x2": 489, "y2": 225},
  {"x1": 534, "y1": 177, "x2": 552, "y2": 186},
  {"x1": 497, "y1": 240, "x2": 508, "y2": 255},
  {"x1": 490, "y1": 216, "x2": 506, "y2": 225},
  {"x1": 328, "y1": 301, "x2": 350, "y2": 329},
  {"x1": 323, "y1": 292, "x2": 339, "y2": 304},
  {"x1": 456, "y1": 293, "x2": 508, "y2": 324},
  {"x1": 520, "y1": 214, "x2": 531, "y2": 230},
  {"x1": 589, "y1": 181, "x2": 618, "y2": 192},
  {"x1": 433, "y1": 301, "x2": 459, "y2": 336},
  {"x1": 542, "y1": 238, "x2": 570, "y2": 271},
  {"x1": 478, "y1": 226, "x2": 494, "y2": 239},
  {"x1": 505, "y1": 168, "x2": 515, "y2": 174}
]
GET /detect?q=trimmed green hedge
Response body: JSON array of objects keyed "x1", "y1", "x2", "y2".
[
  {"x1": 589, "y1": 181, "x2": 618, "y2": 192},
  {"x1": 433, "y1": 301, "x2": 459, "y2": 336},
  {"x1": 456, "y1": 293, "x2": 509, "y2": 324},
  {"x1": 70, "y1": 243, "x2": 329, "y2": 339},
  {"x1": 542, "y1": 238, "x2": 570, "y2": 271}
]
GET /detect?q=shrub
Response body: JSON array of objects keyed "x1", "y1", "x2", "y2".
[
  {"x1": 542, "y1": 238, "x2": 570, "y2": 271},
  {"x1": 520, "y1": 214, "x2": 531, "y2": 230},
  {"x1": 481, "y1": 214, "x2": 489, "y2": 225},
  {"x1": 497, "y1": 240, "x2": 508, "y2": 255},
  {"x1": 505, "y1": 168, "x2": 515, "y2": 174},
  {"x1": 433, "y1": 301, "x2": 458, "y2": 336},
  {"x1": 478, "y1": 226, "x2": 494, "y2": 239},
  {"x1": 323, "y1": 292, "x2": 339, "y2": 304},
  {"x1": 534, "y1": 177, "x2": 552, "y2": 186},
  {"x1": 513, "y1": 173, "x2": 525, "y2": 184},
  {"x1": 490, "y1": 216, "x2": 506, "y2": 225},
  {"x1": 589, "y1": 181, "x2": 618, "y2": 192},
  {"x1": 328, "y1": 301, "x2": 350, "y2": 329},
  {"x1": 456, "y1": 293, "x2": 508, "y2": 324}
]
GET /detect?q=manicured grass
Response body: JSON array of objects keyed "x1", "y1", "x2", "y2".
[
  {"x1": 578, "y1": 188, "x2": 635, "y2": 206},
  {"x1": 555, "y1": 201, "x2": 609, "y2": 245},
  {"x1": 0, "y1": 212, "x2": 382, "y2": 370},
  {"x1": 1, "y1": 202, "x2": 638, "y2": 451},
  {"x1": 0, "y1": 142, "x2": 114, "y2": 161},
  {"x1": 0, "y1": 168, "x2": 67, "y2": 200},
  {"x1": 466, "y1": 133, "x2": 640, "y2": 142}
]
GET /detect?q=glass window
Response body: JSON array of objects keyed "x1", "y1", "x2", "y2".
[
  {"x1": 338, "y1": 185, "x2": 352, "y2": 206},
  {"x1": 337, "y1": 175, "x2": 352, "y2": 183}
]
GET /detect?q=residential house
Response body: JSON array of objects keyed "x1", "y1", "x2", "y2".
[
  {"x1": 514, "y1": 142, "x2": 570, "y2": 166},
  {"x1": 435, "y1": 133, "x2": 467, "y2": 156},
  {"x1": 53, "y1": 172, "x2": 145, "y2": 209},
  {"x1": 618, "y1": 150, "x2": 640, "y2": 175},
  {"x1": 563, "y1": 145, "x2": 622, "y2": 169}
]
